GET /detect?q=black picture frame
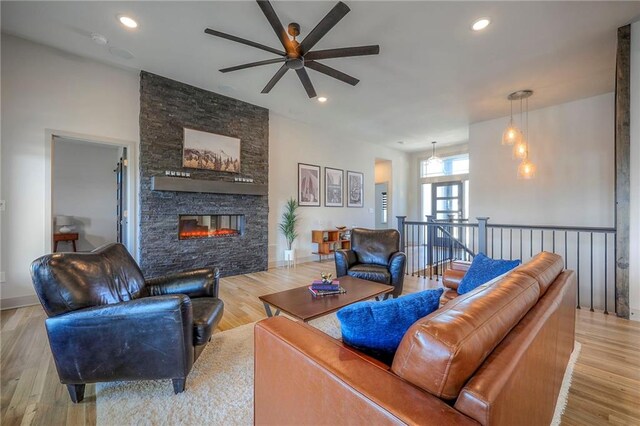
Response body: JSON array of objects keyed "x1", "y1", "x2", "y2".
[
  {"x1": 347, "y1": 170, "x2": 364, "y2": 208},
  {"x1": 324, "y1": 167, "x2": 344, "y2": 207},
  {"x1": 298, "y1": 163, "x2": 321, "y2": 207}
]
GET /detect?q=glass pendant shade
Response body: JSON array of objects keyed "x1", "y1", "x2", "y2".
[
  {"x1": 517, "y1": 159, "x2": 536, "y2": 179},
  {"x1": 426, "y1": 156, "x2": 444, "y2": 175},
  {"x1": 513, "y1": 139, "x2": 529, "y2": 160},
  {"x1": 502, "y1": 121, "x2": 522, "y2": 146},
  {"x1": 426, "y1": 141, "x2": 444, "y2": 175}
]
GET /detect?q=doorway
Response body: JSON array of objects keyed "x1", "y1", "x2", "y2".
[
  {"x1": 46, "y1": 131, "x2": 137, "y2": 258},
  {"x1": 374, "y1": 159, "x2": 392, "y2": 229},
  {"x1": 52, "y1": 137, "x2": 126, "y2": 252}
]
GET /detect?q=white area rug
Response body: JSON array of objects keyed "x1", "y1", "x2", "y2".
[
  {"x1": 96, "y1": 316, "x2": 580, "y2": 426},
  {"x1": 551, "y1": 342, "x2": 582, "y2": 426},
  {"x1": 95, "y1": 314, "x2": 340, "y2": 426}
]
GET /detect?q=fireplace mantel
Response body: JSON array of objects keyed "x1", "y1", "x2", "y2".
[{"x1": 151, "y1": 176, "x2": 267, "y2": 196}]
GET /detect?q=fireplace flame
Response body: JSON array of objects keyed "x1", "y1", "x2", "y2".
[{"x1": 179, "y1": 228, "x2": 239, "y2": 239}]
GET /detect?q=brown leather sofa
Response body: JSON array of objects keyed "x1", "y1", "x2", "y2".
[{"x1": 254, "y1": 252, "x2": 576, "y2": 425}]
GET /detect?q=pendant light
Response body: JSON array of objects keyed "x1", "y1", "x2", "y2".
[
  {"x1": 426, "y1": 141, "x2": 444, "y2": 176},
  {"x1": 501, "y1": 97, "x2": 523, "y2": 146},
  {"x1": 516, "y1": 93, "x2": 536, "y2": 180},
  {"x1": 512, "y1": 97, "x2": 529, "y2": 159}
]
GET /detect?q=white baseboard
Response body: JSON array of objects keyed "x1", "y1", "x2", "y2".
[
  {"x1": 1, "y1": 294, "x2": 40, "y2": 310},
  {"x1": 630, "y1": 308, "x2": 640, "y2": 322}
]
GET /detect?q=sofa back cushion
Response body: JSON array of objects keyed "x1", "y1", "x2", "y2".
[
  {"x1": 351, "y1": 228, "x2": 400, "y2": 266},
  {"x1": 30, "y1": 243, "x2": 146, "y2": 317},
  {"x1": 514, "y1": 251, "x2": 563, "y2": 296},
  {"x1": 391, "y1": 271, "x2": 540, "y2": 400}
]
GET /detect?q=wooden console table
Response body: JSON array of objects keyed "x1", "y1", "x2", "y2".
[
  {"x1": 311, "y1": 229, "x2": 351, "y2": 261},
  {"x1": 54, "y1": 233, "x2": 78, "y2": 252}
]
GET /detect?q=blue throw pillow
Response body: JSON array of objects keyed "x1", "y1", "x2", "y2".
[
  {"x1": 336, "y1": 288, "x2": 443, "y2": 363},
  {"x1": 457, "y1": 253, "x2": 521, "y2": 295}
]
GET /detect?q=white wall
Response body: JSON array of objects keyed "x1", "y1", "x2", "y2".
[
  {"x1": 0, "y1": 35, "x2": 139, "y2": 307},
  {"x1": 630, "y1": 21, "x2": 640, "y2": 320},
  {"x1": 268, "y1": 113, "x2": 410, "y2": 266},
  {"x1": 469, "y1": 93, "x2": 614, "y2": 227},
  {"x1": 53, "y1": 139, "x2": 120, "y2": 252}
]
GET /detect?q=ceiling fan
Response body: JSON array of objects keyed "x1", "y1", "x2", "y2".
[{"x1": 204, "y1": 0, "x2": 379, "y2": 98}]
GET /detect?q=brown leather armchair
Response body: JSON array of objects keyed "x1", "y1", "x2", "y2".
[{"x1": 335, "y1": 228, "x2": 406, "y2": 298}]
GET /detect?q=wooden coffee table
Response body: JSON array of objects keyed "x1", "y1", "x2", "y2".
[{"x1": 259, "y1": 275, "x2": 394, "y2": 322}]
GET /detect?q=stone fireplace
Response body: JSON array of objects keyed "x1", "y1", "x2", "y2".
[{"x1": 139, "y1": 71, "x2": 269, "y2": 278}]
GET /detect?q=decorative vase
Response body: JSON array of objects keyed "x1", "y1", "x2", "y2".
[{"x1": 284, "y1": 249, "x2": 295, "y2": 268}]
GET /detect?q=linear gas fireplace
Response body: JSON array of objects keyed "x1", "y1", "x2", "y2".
[{"x1": 179, "y1": 214, "x2": 245, "y2": 240}]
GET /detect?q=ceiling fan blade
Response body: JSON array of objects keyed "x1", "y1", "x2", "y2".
[
  {"x1": 296, "y1": 68, "x2": 317, "y2": 98},
  {"x1": 256, "y1": 0, "x2": 293, "y2": 53},
  {"x1": 220, "y1": 58, "x2": 287, "y2": 73},
  {"x1": 305, "y1": 61, "x2": 359, "y2": 86},
  {"x1": 261, "y1": 64, "x2": 289, "y2": 93},
  {"x1": 204, "y1": 28, "x2": 285, "y2": 57},
  {"x1": 298, "y1": 1, "x2": 350, "y2": 55},
  {"x1": 305, "y1": 45, "x2": 380, "y2": 60}
]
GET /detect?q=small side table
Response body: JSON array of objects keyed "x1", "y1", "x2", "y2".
[{"x1": 54, "y1": 233, "x2": 78, "y2": 252}]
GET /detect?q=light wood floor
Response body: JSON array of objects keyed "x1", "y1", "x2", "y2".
[{"x1": 2, "y1": 261, "x2": 639, "y2": 425}]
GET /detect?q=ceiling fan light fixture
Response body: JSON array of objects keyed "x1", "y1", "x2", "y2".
[
  {"x1": 118, "y1": 15, "x2": 138, "y2": 29},
  {"x1": 472, "y1": 18, "x2": 490, "y2": 31},
  {"x1": 317, "y1": 96, "x2": 327, "y2": 103}
]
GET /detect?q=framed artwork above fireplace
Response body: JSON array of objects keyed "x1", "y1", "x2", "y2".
[{"x1": 182, "y1": 128, "x2": 241, "y2": 173}]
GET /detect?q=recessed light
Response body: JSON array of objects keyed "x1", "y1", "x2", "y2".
[
  {"x1": 118, "y1": 15, "x2": 138, "y2": 29},
  {"x1": 317, "y1": 96, "x2": 327, "y2": 103},
  {"x1": 397, "y1": 141, "x2": 405, "y2": 145},
  {"x1": 472, "y1": 18, "x2": 490, "y2": 31}
]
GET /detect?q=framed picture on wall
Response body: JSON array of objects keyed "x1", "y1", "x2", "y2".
[
  {"x1": 347, "y1": 171, "x2": 364, "y2": 208},
  {"x1": 183, "y1": 128, "x2": 241, "y2": 173},
  {"x1": 324, "y1": 167, "x2": 344, "y2": 207},
  {"x1": 298, "y1": 163, "x2": 321, "y2": 206}
]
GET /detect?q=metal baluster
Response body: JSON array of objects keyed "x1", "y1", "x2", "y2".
[
  {"x1": 552, "y1": 230, "x2": 555, "y2": 253},
  {"x1": 411, "y1": 225, "x2": 416, "y2": 277},
  {"x1": 417, "y1": 224, "x2": 421, "y2": 278},
  {"x1": 530, "y1": 229, "x2": 533, "y2": 258},
  {"x1": 509, "y1": 229, "x2": 513, "y2": 260},
  {"x1": 564, "y1": 232, "x2": 568, "y2": 269},
  {"x1": 429, "y1": 224, "x2": 433, "y2": 280},
  {"x1": 519, "y1": 229, "x2": 523, "y2": 260},
  {"x1": 418, "y1": 225, "x2": 429, "y2": 279},
  {"x1": 500, "y1": 228, "x2": 503, "y2": 259},
  {"x1": 472, "y1": 227, "x2": 476, "y2": 255},
  {"x1": 577, "y1": 232, "x2": 581, "y2": 309},
  {"x1": 541, "y1": 230, "x2": 544, "y2": 253},
  {"x1": 614, "y1": 233, "x2": 617, "y2": 315},
  {"x1": 604, "y1": 233, "x2": 609, "y2": 315},
  {"x1": 491, "y1": 228, "x2": 494, "y2": 257},
  {"x1": 590, "y1": 232, "x2": 594, "y2": 312}
]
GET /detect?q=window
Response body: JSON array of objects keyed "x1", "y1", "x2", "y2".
[
  {"x1": 420, "y1": 154, "x2": 469, "y2": 178},
  {"x1": 381, "y1": 192, "x2": 388, "y2": 223}
]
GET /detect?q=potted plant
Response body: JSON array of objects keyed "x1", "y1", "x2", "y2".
[{"x1": 279, "y1": 198, "x2": 299, "y2": 265}]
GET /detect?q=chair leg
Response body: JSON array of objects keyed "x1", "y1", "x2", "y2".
[
  {"x1": 66, "y1": 384, "x2": 85, "y2": 403},
  {"x1": 172, "y1": 378, "x2": 186, "y2": 394}
]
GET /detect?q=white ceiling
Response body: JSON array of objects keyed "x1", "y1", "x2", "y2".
[{"x1": 2, "y1": 1, "x2": 640, "y2": 152}]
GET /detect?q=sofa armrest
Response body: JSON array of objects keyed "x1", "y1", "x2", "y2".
[
  {"x1": 335, "y1": 249, "x2": 357, "y2": 277},
  {"x1": 45, "y1": 295, "x2": 194, "y2": 384},
  {"x1": 255, "y1": 317, "x2": 479, "y2": 426},
  {"x1": 443, "y1": 269, "x2": 466, "y2": 291},
  {"x1": 146, "y1": 267, "x2": 220, "y2": 298}
]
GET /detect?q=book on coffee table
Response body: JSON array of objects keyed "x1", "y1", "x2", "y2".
[{"x1": 308, "y1": 286, "x2": 347, "y2": 297}]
